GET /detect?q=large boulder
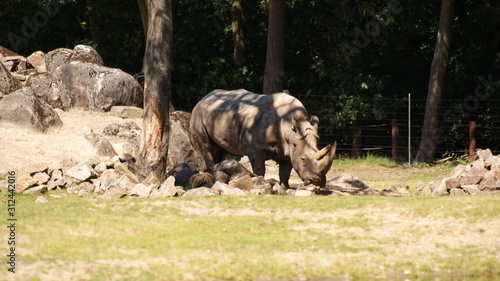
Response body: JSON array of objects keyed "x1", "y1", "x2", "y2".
[
  {"x1": 45, "y1": 48, "x2": 73, "y2": 73},
  {"x1": 45, "y1": 45, "x2": 103, "y2": 73},
  {"x1": 0, "y1": 63, "x2": 21, "y2": 96},
  {"x1": 167, "y1": 111, "x2": 206, "y2": 171},
  {"x1": 0, "y1": 87, "x2": 63, "y2": 132},
  {"x1": 54, "y1": 61, "x2": 143, "y2": 111}
]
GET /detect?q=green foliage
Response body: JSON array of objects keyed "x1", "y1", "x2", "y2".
[{"x1": 1, "y1": 0, "x2": 499, "y2": 154}]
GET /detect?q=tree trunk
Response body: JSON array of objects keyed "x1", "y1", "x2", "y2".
[
  {"x1": 135, "y1": 0, "x2": 172, "y2": 181},
  {"x1": 230, "y1": 0, "x2": 246, "y2": 67},
  {"x1": 263, "y1": 0, "x2": 285, "y2": 95},
  {"x1": 415, "y1": 0, "x2": 455, "y2": 162}
]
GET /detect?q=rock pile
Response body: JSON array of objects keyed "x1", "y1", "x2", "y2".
[
  {"x1": 9, "y1": 154, "x2": 411, "y2": 200},
  {"x1": 0, "y1": 44, "x2": 142, "y2": 132},
  {"x1": 421, "y1": 149, "x2": 500, "y2": 196}
]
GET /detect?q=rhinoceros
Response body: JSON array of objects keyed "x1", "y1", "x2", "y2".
[{"x1": 190, "y1": 89, "x2": 337, "y2": 188}]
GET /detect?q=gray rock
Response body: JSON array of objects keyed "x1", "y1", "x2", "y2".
[
  {"x1": 32, "y1": 172, "x2": 50, "y2": 185},
  {"x1": 98, "y1": 186, "x2": 128, "y2": 200},
  {"x1": 182, "y1": 187, "x2": 215, "y2": 197},
  {"x1": 65, "y1": 162, "x2": 93, "y2": 183},
  {"x1": 432, "y1": 177, "x2": 449, "y2": 196},
  {"x1": 23, "y1": 185, "x2": 48, "y2": 196},
  {"x1": 25, "y1": 72, "x2": 70, "y2": 109},
  {"x1": 167, "y1": 111, "x2": 206, "y2": 171},
  {"x1": 214, "y1": 171, "x2": 230, "y2": 184},
  {"x1": 486, "y1": 155, "x2": 500, "y2": 167},
  {"x1": 0, "y1": 62, "x2": 21, "y2": 95},
  {"x1": 445, "y1": 177, "x2": 461, "y2": 189},
  {"x1": 324, "y1": 174, "x2": 380, "y2": 196},
  {"x1": 450, "y1": 187, "x2": 467, "y2": 196},
  {"x1": 212, "y1": 181, "x2": 246, "y2": 196},
  {"x1": 114, "y1": 162, "x2": 139, "y2": 184},
  {"x1": 82, "y1": 133, "x2": 117, "y2": 158},
  {"x1": 109, "y1": 106, "x2": 143, "y2": 119},
  {"x1": 16, "y1": 175, "x2": 38, "y2": 192},
  {"x1": 45, "y1": 48, "x2": 73, "y2": 73},
  {"x1": 295, "y1": 189, "x2": 313, "y2": 196},
  {"x1": 54, "y1": 61, "x2": 142, "y2": 111},
  {"x1": 68, "y1": 45, "x2": 104, "y2": 66},
  {"x1": 476, "y1": 149, "x2": 493, "y2": 161},
  {"x1": 35, "y1": 196, "x2": 49, "y2": 204},
  {"x1": 189, "y1": 172, "x2": 214, "y2": 189},
  {"x1": 27, "y1": 51, "x2": 47, "y2": 73},
  {"x1": 462, "y1": 184, "x2": 481, "y2": 195},
  {"x1": 0, "y1": 87, "x2": 63, "y2": 132},
  {"x1": 130, "y1": 184, "x2": 152, "y2": 198},
  {"x1": 142, "y1": 172, "x2": 162, "y2": 189},
  {"x1": 228, "y1": 174, "x2": 254, "y2": 191},
  {"x1": 150, "y1": 176, "x2": 185, "y2": 198}
]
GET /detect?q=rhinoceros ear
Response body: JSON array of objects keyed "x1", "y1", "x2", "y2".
[{"x1": 310, "y1": 115, "x2": 319, "y2": 131}]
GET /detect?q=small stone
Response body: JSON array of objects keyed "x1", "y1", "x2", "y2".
[
  {"x1": 182, "y1": 187, "x2": 215, "y2": 197},
  {"x1": 212, "y1": 181, "x2": 245, "y2": 196},
  {"x1": 295, "y1": 189, "x2": 313, "y2": 196},
  {"x1": 189, "y1": 172, "x2": 214, "y2": 189},
  {"x1": 449, "y1": 164, "x2": 466, "y2": 178},
  {"x1": 23, "y1": 185, "x2": 48, "y2": 196},
  {"x1": 109, "y1": 106, "x2": 144, "y2": 119},
  {"x1": 462, "y1": 184, "x2": 481, "y2": 195},
  {"x1": 432, "y1": 177, "x2": 449, "y2": 196},
  {"x1": 35, "y1": 196, "x2": 49, "y2": 204},
  {"x1": 142, "y1": 172, "x2": 161, "y2": 189},
  {"x1": 486, "y1": 155, "x2": 500, "y2": 167},
  {"x1": 152, "y1": 176, "x2": 179, "y2": 198},
  {"x1": 130, "y1": 184, "x2": 152, "y2": 198},
  {"x1": 65, "y1": 162, "x2": 92, "y2": 182},
  {"x1": 421, "y1": 184, "x2": 433, "y2": 196},
  {"x1": 228, "y1": 174, "x2": 254, "y2": 191},
  {"x1": 450, "y1": 188, "x2": 467, "y2": 196},
  {"x1": 476, "y1": 149, "x2": 493, "y2": 161},
  {"x1": 114, "y1": 162, "x2": 139, "y2": 183},
  {"x1": 98, "y1": 186, "x2": 128, "y2": 200},
  {"x1": 94, "y1": 162, "x2": 107, "y2": 174},
  {"x1": 32, "y1": 172, "x2": 50, "y2": 185},
  {"x1": 214, "y1": 171, "x2": 230, "y2": 184},
  {"x1": 445, "y1": 177, "x2": 460, "y2": 189},
  {"x1": 16, "y1": 175, "x2": 37, "y2": 192}
]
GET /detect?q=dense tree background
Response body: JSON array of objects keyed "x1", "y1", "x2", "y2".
[{"x1": 1, "y1": 0, "x2": 499, "y2": 159}]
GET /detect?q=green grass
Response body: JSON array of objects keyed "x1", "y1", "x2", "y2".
[
  {"x1": 331, "y1": 155, "x2": 457, "y2": 191},
  {"x1": 2, "y1": 192, "x2": 499, "y2": 281},
  {"x1": 2, "y1": 156, "x2": 499, "y2": 280}
]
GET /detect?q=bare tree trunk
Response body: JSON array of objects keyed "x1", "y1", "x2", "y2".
[
  {"x1": 230, "y1": 0, "x2": 246, "y2": 67},
  {"x1": 135, "y1": 0, "x2": 172, "y2": 181},
  {"x1": 416, "y1": 0, "x2": 455, "y2": 162},
  {"x1": 137, "y1": 0, "x2": 148, "y2": 38},
  {"x1": 263, "y1": 0, "x2": 285, "y2": 95}
]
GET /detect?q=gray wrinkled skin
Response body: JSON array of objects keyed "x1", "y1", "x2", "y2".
[{"x1": 190, "y1": 89, "x2": 336, "y2": 188}]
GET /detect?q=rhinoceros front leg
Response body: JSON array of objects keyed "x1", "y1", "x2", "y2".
[
  {"x1": 249, "y1": 152, "x2": 266, "y2": 177},
  {"x1": 278, "y1": 160, "x2": 292, "y2": 189}
]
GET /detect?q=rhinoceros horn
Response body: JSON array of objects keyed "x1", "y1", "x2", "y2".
[{"x1": 314, "y1": 141, "x2": 337, "y2": 172}]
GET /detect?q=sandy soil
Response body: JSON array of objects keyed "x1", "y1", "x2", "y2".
[{"x1": 0, "y1": 109, "x2": 143, "y2": 175}]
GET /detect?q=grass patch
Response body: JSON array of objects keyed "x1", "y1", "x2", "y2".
[
  {"x1": 4, "y1": 192, "x2": 499, "y2": 281},
  {"x1": 331, "y1": 155, "x2": 457, "y2": 190}
]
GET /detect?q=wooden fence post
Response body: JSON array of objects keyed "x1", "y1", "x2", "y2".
[
  {"x1": 469, "y1": 121, "x2": 476, "y2": 159},
  {"x1": 392, "y1": 119, "x2": 399, "y2": 161}
]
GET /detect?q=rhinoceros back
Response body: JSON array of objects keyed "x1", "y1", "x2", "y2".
[{"x1": 190, "y1": 89, "x2": 308, "y2": 162}]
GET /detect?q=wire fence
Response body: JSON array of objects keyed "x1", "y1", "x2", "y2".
[{"x1": 301, "y1": 96, "x2": 500, "y2": 160}]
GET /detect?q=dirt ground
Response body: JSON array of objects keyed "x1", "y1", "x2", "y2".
[{"x1": 0, "y1": 109, "x2": 143, "y2": 175}]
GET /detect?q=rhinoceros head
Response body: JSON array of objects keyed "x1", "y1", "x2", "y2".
[{"x1": 288, "y1": 115, "x2": 337, "y2": 187}]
